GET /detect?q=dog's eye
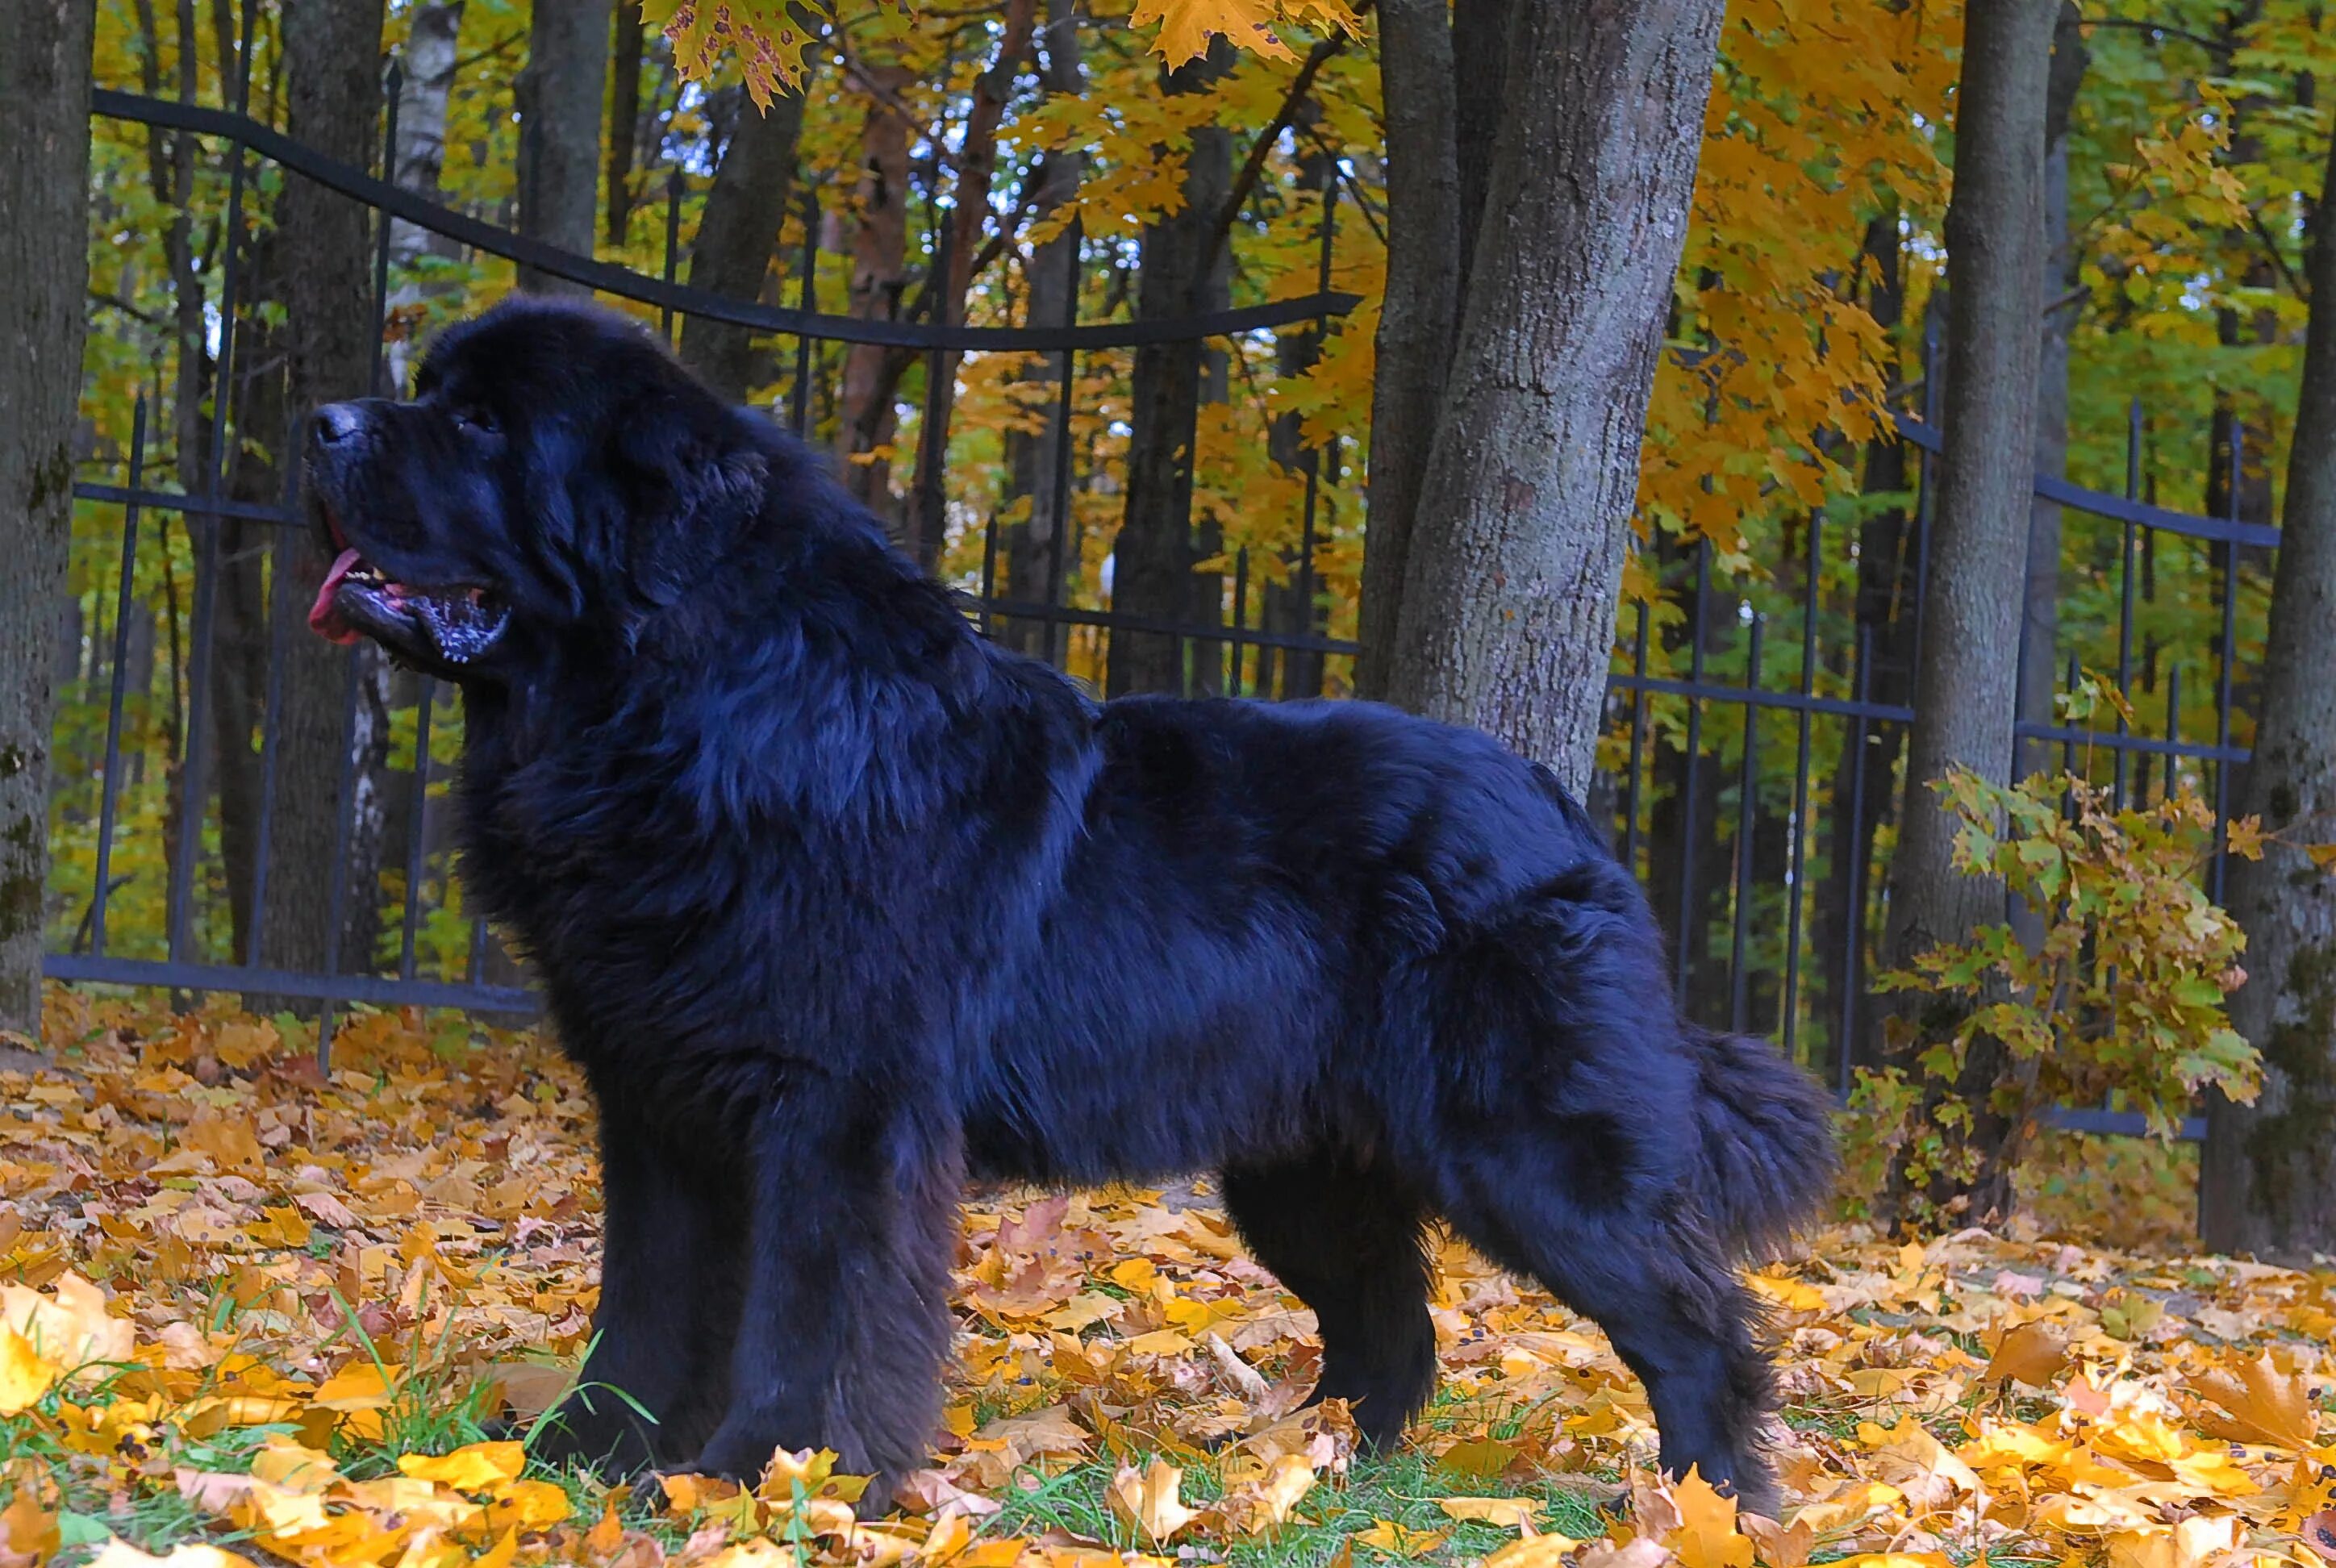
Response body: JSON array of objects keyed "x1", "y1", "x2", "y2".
[{"x1": 453, "y1": 407, "x2": 499, "y2": 436}]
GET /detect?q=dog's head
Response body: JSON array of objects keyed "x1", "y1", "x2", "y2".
[{"x1": 302, "y1": 297, "x2": 769, "y2": 682}]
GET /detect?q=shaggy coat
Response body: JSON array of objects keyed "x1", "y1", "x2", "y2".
[{"x1": 302, "y1": 298, "x2": 1836, "y2": 1509}]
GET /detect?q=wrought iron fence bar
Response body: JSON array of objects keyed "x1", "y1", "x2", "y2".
[
  {"x1": 44, "y1": 953, "x2": 536, "y2": 1014},
  {"x1": 1838, "y1": 623, "x2": 1877, "y2": 1095},
  {"x1": 972, "y1": 595, "x2": 1358, "y2": 657},
  {"x1": 167, "y1": 511, "x2": 225, "y2": 965},
  {"x1": 1892, "y1": 413, "x2": 2281, "y2": 548},
  {"x1": 1676, "y1": 542, "x2": 1712, "y2": 1002},
  {"x1": 398, "y1": 678, "x2": 437, "y2": 982},
  {"x1": 1608, "y1": 671, "x2": 1914, "y2": 725},
  {"x1": 91, "y1": 90, "x2": 1358, "y2": 354},
  {"x1": 90, "y1": 398, "x2": 148, "y2": 961},
  {"x1": 248, "y1": 416, "x2": 304, "y2": 967},
  {"x1": 74, "y1": 482, "x2": 298, "y2": 525},
  {"x1": 1623, "y1": 600, "x2": 1649, "y2": 878},
  {"x1": 2048, "y1": 1104, "x2": 2202, "y2": 1140},
  {"x1": 1781, "y1": 514, "x2": 1820, "y2": 1063},
  {"x1": 2013, "y1": 717, "x2": 2243, "y2": 765},
  {"x1": 2115, "y1": 398, "x2": 2141, "y2": 807},
  {"x1": 1729, "y1": 615, "x2": 1762, "y2": 1034}
]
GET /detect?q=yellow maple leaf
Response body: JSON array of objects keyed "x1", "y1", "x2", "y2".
[
  {"x1": 0, "y1": 1324, "x2": 62, "y2": 1416},
  {"x1": 85, "y1": 1541, "x2": 261, "y2": 1568},
  {"x1": 1668, "y1": 1467, "x2": 1754, "y2": 1568},
  {"x1": 1438, "y1": 1496, "x2": 1542, "y2": 1530},
  {"x1": 2188, "y1": 1352, "x2": 2319, "y2": 1450},
  {"x1": 1979, "y1": 1320, "x2": 2067, "y2": 1390},
  {"x1": 1111, "y1": 1458, "x2": 1199, "y2": 1543},
  {"x1": 1131, "y1": 0, "x2": 1296, "y2": 65},
  {"x1": 397, "y1": 1440, "x2": 527, "y2": 1492},
  {"x1": 1354, "y1": 1519, "x2": 1452, "y2": 1555}
]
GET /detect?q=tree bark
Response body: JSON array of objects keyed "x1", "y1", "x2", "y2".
[
  {"x1": 0, "y1": 0, "x2": 95, "y2": 1035},
  {"x1": 907, "y1": 0, "x2": 1040, "y2": 569},
  {"x1": 2197, "y1": 123, "x2": 2336, "y2": 1261},
  {"x1": 606, "y1": 0, "x2": 647, "y2": 246},
  {"x1": 677, "y1": 90, "x2": 809, "y2": 402},
  {"x1": 265, "y1": 0, "x2": 392, "y2": 998},
  {"x1": 1107, "y1": 40, "x2": 1236, "y2": 698},
  {"x1": 1449, "y1": 0, "x2": 1510, "y2": 300},
  {"x1": 515, "y1": 0, "x2": 612, "y2": 294},
  {"x1": 1353, "y1": 0, "x2": 1459, "y2": 702},
  {"x1": 1382, "y1": 0, "x2": 1723, "y2": 799},
  {"x1": 2013, "y1": 1, "x2": 2088, "y2": 783},
  {"x1": 1879, "y1": 0, "x2": 2059, "y2": 1219},
  {"x1": 836, "y1": 67, "x2": 916, "y2": 520}
]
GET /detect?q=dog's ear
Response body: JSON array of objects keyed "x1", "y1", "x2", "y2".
[{"x1": 607, "y1": 385, "x2": 769, "y2": 609}]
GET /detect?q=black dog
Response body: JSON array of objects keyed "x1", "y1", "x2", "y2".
[{"x1": 304, "y1": 297, "x2": 1834, "y2": 1508}]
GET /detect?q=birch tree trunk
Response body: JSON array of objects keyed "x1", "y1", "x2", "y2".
[{"x1": 0, "y1": 0, "x2": 94, "y2": 1034}]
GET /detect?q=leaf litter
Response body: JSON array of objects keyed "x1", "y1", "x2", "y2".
[{"x1": 0, "y1": 995, "x2": 2331, "y2": 1568}]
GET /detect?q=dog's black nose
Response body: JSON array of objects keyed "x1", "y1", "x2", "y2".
[{"x1": 311, "y1": 404, "x2": 364, "y2": 447}]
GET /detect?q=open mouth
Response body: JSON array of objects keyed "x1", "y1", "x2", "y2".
[{"x1": 308, "y1": 546, "x2": 510, "y2": 665}]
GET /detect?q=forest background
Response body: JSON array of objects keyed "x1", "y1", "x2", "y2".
[{"x1": 8, "y1": 0, "x2": 2336, "y2": 1251}]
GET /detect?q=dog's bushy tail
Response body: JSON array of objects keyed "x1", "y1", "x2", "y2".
[{"x1": 1683, "y1": 1024, "x2": 1838, "y2": 1257}]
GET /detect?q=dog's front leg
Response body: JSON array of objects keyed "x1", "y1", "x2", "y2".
[
  {"x1": 534, "y1": 1095, "x2": 748, "y2": 1475},
  {"x1": 689, "y1": 1076, "x2": 962, "y2": 1503}
]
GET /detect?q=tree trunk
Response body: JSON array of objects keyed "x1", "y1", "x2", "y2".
[
  {"x1": 1000, "y1": 0, "x2": 1087, "y2": 659},
  {"x1": 1353, "y1": 0, "x2": 1459, "y2": 701},
  {"x1": 907, "y1": 0, "x2": 1040, "y2": 569},
  {"x1": 678, "y1": 90, "x2": 809, "y2": 402},
  {"x1": 1879, "y1": 0, "x2": 2059, "y2": 1220},
  {"x1": 2197, "y1": 124, "x2": 2336, "y2": 1261},
  {"x1": 2013, "y1": 1, "x2": 2088, "y2": 783},
  {"x1": 515, "y1": 0, "x2": 612, "y2": 294},
  {"x1": 265, "y1": 0, "x2": 392, "y2": 999},
  {"x1": 836, "y1": 67, "x2": 916, "y2": 520},
  {"x1": 1383, "y1": 0, "x2": 1724, "y2": 799},
  {"x1": 1449, "y1": 0, "x2": 1509, "y2": 301},
  {"x1": 606, "y1": 0, "x2": 647, "y2": 245},
  {"x1": 1817, "y1": 211, "x2": 1918, "y2": 1078},
  {"x1": 1107, "y1": 40, "x2": 1237, "y2": 698},
  {"x1": 0, "y1": 0, "x2": 94, "y2": 1035}
]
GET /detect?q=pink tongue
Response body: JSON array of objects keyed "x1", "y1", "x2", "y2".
[{"x1": 308, "y1": 548, "x2": 365, "y2": 644}]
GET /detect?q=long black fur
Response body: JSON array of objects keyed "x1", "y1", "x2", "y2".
[{"x1": 303, "y1": 298, "x2": 1837, "y2": 1508}]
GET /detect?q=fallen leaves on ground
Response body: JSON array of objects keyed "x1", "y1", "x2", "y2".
[{"x1": 0, "y1": 994, "x2": 2332, "y2": 1567}]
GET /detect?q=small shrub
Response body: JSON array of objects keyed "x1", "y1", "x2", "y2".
[{"x1": 1838, "y1": 765, "x2": 2261, "y2": 1227}]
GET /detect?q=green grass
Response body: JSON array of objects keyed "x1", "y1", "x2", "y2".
[{"x1": 973, "y1": 1446, "x2": 1615, "y2": 1568}]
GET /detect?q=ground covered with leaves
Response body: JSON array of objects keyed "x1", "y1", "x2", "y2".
[{"x1": 0, "y1": 998, "x2": 2330, "y2": 1568}]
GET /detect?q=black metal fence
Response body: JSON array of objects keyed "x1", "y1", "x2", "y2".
[{"x1": 47, "y1": 34, "x2": 2268, "y2": 1120}]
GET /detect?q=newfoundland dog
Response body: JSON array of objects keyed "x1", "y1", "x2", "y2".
[{"x1": 303, "y1": 297, "x2": 1833, "y2": 1508}]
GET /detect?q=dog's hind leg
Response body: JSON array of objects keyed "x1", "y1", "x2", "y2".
[
  {"x1": 1218, "y1": 1155, "x2": 1437, "y2": 1449},
  {"x1": 1434, "y1": 1170, "x2": 1776, "y2": 1512}
]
